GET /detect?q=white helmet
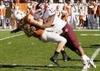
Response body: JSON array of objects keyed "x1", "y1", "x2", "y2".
[{"x1": 14, "y1": 10, "x2": 26, "y2": 20}]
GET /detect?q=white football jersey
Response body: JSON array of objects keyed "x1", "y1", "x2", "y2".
[
  {"x1": 45, "y1": 15, "x2": 66, "y2": 34},
  {"x1": 43, "y1": 5, "x2": 67, "y2": 34},
  {"x1": 52, "y1": 15, "x2": 66, "y2": 34}
]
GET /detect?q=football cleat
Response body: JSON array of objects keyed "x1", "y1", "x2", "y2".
[
  {"x1": 62, "y1": 54, "x2": 71, "y2": 62},
  {"x1": 82, "y1": 59, "x2": 96, "y2": 71},
  {"x1": 50, "y1": 57, "x2": 60, "y2": 66},
  {"x1": 82, "y1": 55, "x2": 96, "y2": 69},
  {"x1": 61, "y1": 50, "x2": 71, "y2": 61}
]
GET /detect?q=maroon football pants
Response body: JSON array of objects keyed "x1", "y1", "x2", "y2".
[{"x1": 61, "y1": 24, "x2": 80, "y2": 54}]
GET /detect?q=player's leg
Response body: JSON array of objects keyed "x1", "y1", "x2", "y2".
[
  {"x1": 62, "y1": 24, "x2": 96, "y2": 68},
  {"x1": 41, "y1": 31, "x2": 67, "y2": 65},
  {"x1": 61, "y1": 48, "x2": 71, "y2": 61}
]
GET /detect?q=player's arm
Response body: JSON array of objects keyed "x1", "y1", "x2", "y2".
[
  {"x1": 27, "y1": 14, "x2": 43, "y2": 26},
  {"x1": 27, "y1": 14, "x2": 53, "y2": 29}
]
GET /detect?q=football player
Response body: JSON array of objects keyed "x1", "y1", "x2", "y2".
[
  {"x1": 42, "y1": 5, "x2": 96, "y2": 68},
  {"x1": 12, "y1": 5, "x2": 70, "y2": 66}
]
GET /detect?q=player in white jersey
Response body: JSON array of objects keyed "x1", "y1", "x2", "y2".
[
  {"x1": 30, "y1": 4, "x2": 71, "y2": 63},
  {"x1": 42, "y1": 5, "x2": 96, "y2": 68}
]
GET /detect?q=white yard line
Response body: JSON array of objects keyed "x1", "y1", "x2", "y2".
[
  {"x1": 0, "y1": 33, "x2": 24, "y2": 41},
  {"x1": 0, "y1": 29, "x2": 11, "y2": 31},
  {"x1": 91, "y1": 48, "x2": 100, "y2": 61},
  {"x1": 80, "y1": 34, "x2": 100, "y2": 36},
  {"x1": 74, "y1": 29, "x2": 100, "y2": 31},
  {"x1": 80, "y1": 34, "x2": 88, "y2": 36}
]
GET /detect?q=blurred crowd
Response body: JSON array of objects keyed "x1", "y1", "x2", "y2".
[{"x1": 0, "y1": 0, "x2": 100, "y2": 30}]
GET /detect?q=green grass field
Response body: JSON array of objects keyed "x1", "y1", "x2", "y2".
[{"x1": 0, "y1": 30, "x2": 100, "y2": 71}]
